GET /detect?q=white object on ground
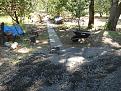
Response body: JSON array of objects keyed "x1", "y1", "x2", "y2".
[{"x1": 11, "y1": 42, "x2": 18, "y2": 49}]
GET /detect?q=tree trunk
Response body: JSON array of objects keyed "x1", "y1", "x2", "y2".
[
  {"x1": 14, "y1": 11, "x2": 20, "y2": 24},
  {"x1": 77, "y1": 18, "x2": 81, "y2": 30},
  {"x1": 106, "y1": 0, "x2": 121, "y2": 31},
  {"x1": 88, "y1": 0, "x2": 94, "y2": 29},
  {"x1": 99, "y1": 12, "x2": 103, "y2": 17}
]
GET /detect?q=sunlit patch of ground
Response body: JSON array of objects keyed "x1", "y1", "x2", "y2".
[
  {"x1": 41, "y1": 40, "x2": 48, "y2": 44},
  {"x1": 63, "y1": 16, "x2": 121, "y2": 31},
  {"x1": 56, "y1": 19, "x2": 121, "y2": 48},
  {"x1": 17, "y1": 47, "x2": 31, "y2": 53},
  {"x1": 102, "y1": 31, "x2": 121, "y2": 48},
  {"x1": 63, "y1": 16, "x2": 107, "y2": 29},
  {"x1": 102, "y1": 37, "x2": 121, "y2": 48},
  {"x1": 65, "y1": 56, "x2": 86, "y2": 72}
]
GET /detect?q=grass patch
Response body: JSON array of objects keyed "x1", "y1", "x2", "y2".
[{"x1": 108, "y1": 31, "x2": 121, "y2": 39}]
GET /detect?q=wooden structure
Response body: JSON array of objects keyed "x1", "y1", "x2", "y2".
[{"x1": 0, "y1": 22, "x2": 5, "y2": 46}]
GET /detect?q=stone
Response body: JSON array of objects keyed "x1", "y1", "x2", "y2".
[{"x1": 11, "y1": 42, "x2": 18, "y2": 49}]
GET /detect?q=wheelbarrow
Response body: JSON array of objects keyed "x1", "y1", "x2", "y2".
[{"x1": 71, "y1": 30, "x2": 91, "y2": 42}]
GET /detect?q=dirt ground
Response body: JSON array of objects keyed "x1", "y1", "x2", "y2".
[
  {"x1": 1, "y1": 43, "x2": 121, "y2": 91},
  {"x1": 0, "y1": 23, "x2": 49, "y2": 91},
  {"x1": 56, "y1": 27, "x2": 121, "y2": 49},
  {"x1": 54, "y1": 16, "x2": 121, "y2": 49},
  {"x1": 1, "y1": 18, "x2": 121, "y2": 91}
]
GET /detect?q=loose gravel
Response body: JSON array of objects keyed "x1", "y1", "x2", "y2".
[{"x1": 1, "y1": 47, "x2": 121, "y2": 91}]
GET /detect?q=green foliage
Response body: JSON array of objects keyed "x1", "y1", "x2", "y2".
[
  {"x1": 35, "y1": 0, "x2": 88, "y2": 18},
  {"x1": 104, "y1": 21, "x2": 112, "y2": 31},
  {"x1": 95, "y1": 0, "x2": 111, "y2": 16},
  {"x1": 64, "y1": 0, "x2": 88, "y2": 29},
  {"x1": 0, "y1": 0, "x2": 33, "y2": 23},
  {"x1": 47, "y1": 0, "x2": 67, "y2": 16},
  {"x1": 35, "y1": 0, "x2": 46, "y2": 11},
  {"x1": 65, "y1": 0, "x2": 88, "y2": 18}
]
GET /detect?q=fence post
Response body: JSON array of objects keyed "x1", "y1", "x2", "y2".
[{"x1": 0, "y1": 22, "x2": 5, "y2": 46}]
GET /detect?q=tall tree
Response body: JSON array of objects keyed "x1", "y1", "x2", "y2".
[
  {"x1": 47, "y1": 0, "x2": 66, "y2": 16},
  {"x1": 106, "y1": 0, "x2": 121, "y2": 31},
  {"x1": 65, "y1": 0, "x2": 88, "y2": 29},
  {"x1": 95, "y1": 0, "x2": 111, "y2": 17},
  {"x1": 88, "y1": 0, "x2": 94, "y2": 29},
  {"x1": 0, "y1": 0, "x2": 33, "y2": 24}
]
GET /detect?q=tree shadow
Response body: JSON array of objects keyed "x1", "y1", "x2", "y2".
[
  {"x1": 69, "y1": 53, "x2": 121, "y2": 91},
  {"x1": 1, "y1": 23, "x2": 121, "y2": 91},
  {"x1": 0, "y1": 23, "x2": 50, "y2": 91},
  {"x1": 0, "y1": 51, "x2": 70, "y2": 91},
  {"x1": 87, "y1": 29, "x2": 105, "y2": 47},
  {"x1": 1, "y1": 45, "x2": 121, "y2": 91},
  {"x1": 56, "y1": 28, "x2": 106, "y2": 48}
]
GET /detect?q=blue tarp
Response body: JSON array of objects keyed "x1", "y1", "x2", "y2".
[{"x1": 4, "y1": 24, "x2": 24, "y2": 36}]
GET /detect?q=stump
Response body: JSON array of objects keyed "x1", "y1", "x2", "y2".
[{"x1": 0, "y1": 22, "x2": 5, "y2": 46}]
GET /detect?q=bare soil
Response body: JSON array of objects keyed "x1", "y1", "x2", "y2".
[{"x1": 1, "y1": 18, "x2": 121, "y2": 91}]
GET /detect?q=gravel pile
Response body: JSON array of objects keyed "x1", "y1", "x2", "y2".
[
  {"x1": 69, "y1": 50, "x2": 121, "y2": 91},
  {"x1": 98, "y1": 66, "x2": 121, "y2": 91},
  {"x1": 1, "y1": 48, "x2": 121, "y2": 91},
  {"x1": 0, "y1": 50, "x2": 71, "y2": 91}
]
